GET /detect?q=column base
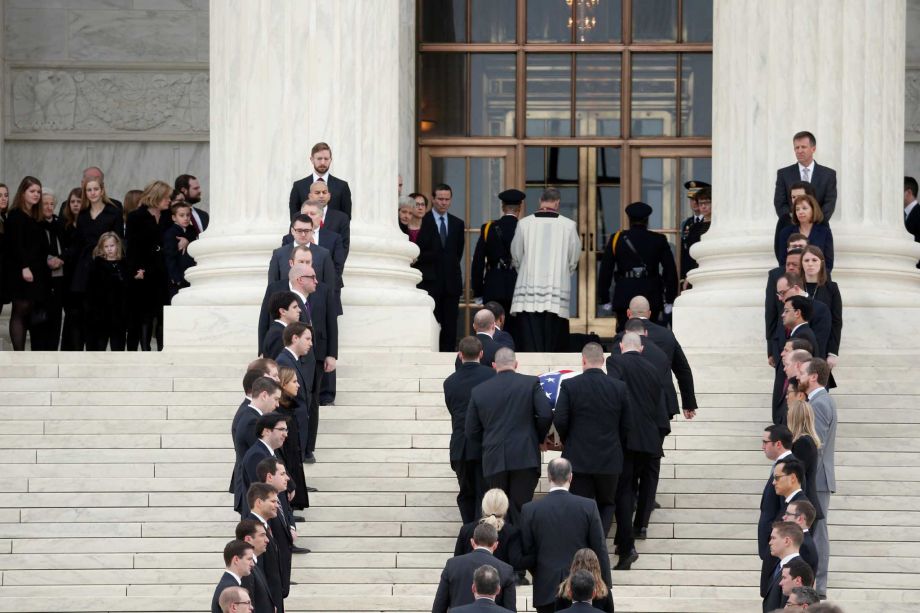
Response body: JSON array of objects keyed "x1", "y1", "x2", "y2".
[{"x1": 164, "y1": 305, "x2": 259, "y2": 353}]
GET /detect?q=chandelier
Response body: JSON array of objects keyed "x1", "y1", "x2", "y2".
[{"x1": 566, "y1": 0, "x2": 599, "y2": 42}]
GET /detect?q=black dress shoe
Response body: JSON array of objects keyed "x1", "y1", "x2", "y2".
[
  {"x1": 303, "y1": 453, "x2": 316, "y2": 464},
  {"x1": 306, "y1": 486, "x2": 318, "y2": 492},
  {"x1": 292, "y1": 515, "x2": 306, "y2": 521},
  {"x1": 634, "y1": 527, "x2": 648, "y2": 540},
  {"x1": 614, "y1": 549, "x2": 639, "y2": 571},
  {"x1": 654, "y1": 500, "x2": 661, "y2": 509},
  {"x1": 291, "y1": 546, "x2": 311, "y2": 554}
]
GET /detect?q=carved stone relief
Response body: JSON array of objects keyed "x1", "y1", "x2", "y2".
[{"x1": 10, "y1": 68, "x2": 209, "y2": 137}]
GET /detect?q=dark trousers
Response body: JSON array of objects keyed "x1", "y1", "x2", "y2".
[
  {"x1": 320, "y1": 370, "x2": 336, "y2": 404},
  {"x1": 60, "y1": 293, "x2": 85, "y2": 351},
  {"x1": 570, "y1": 472, "x2": 619, "y2": 537},
  {"x1": 432, "y1": 293, "x2": 459, "y2": 352},
  {"x1": 453, "y1": 458, "x2": 485, "y2": 525},
  {"x1": 305, "y1": 359, "x2": 324, "y2": 455},
  {"x1": 487, "y1": 468, "x2": 539, "y2": 526},
  {"x1": 614, "y1": 450, "x2": 658, "y2": 553},
  {"x1": 536, "y1": 606, "x2": 555, "y2": 613},
  {"x1": 30, "y1": 278, "x2": 64, "y2": 350},
  {"x1": 633, "y1": 455, "x2": 661, "y2": 529}
]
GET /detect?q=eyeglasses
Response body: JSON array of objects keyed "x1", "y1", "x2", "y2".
[
  {"x1": 274, "y1": 426, "x2": 288, "y2": 432},
  {"x1": 772, "y1": 473, "x2": 789, "y2": 482},
  {"x1": 291, "y1": 227, "x2": 313, "y2": 234},
  {"x1": 782, "y1": 511, "x2": 802, "y2": 518},
  {"x1": 298, "y1": 274, "x2": 317, "y2": 281},
  {"x1": 782, "y1": 308, "x2": 795, "y2": 314},
  {"x1": 235, "y1": 601, "x2": 252, "y2": 605}
]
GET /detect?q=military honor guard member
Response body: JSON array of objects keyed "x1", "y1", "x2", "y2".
[{"x1": 471, "y1": 189, "x2": 523, "y2": 316}]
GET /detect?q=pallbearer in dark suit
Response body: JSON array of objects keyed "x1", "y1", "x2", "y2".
[
  {"x1": 231, "y1": 378, "x2": 281, "y2": 516},
  {"x1": 211, "y1": 541, "x2": 253, "y2": 613},
  {"x1": 444, "y1": 336, "x2": 496, "y2": 524},
  {"x1": 471, "y1": 189, "x2": 523, "y2": 315},
  {"x1": 245, "y1": 483, "x2": 285, "y2": 613},
  {"x1": 466, "y1": 347, "x2": 553, "y2": 524},
  {"x1": 288, "y1": 143, "x2": 353, "y2": 219},
  {"x1": 236, "y1": 519, "x2": 278, "y2": 613},
  {"x1": 275, "y1": 321, "x2": 314, "y2": 463},
  {"x1": 261, "y1": 291, "x2": 302, "y2": 359},
  {"x1": 453, "y1": 310, "x2": 501, "y2": 371},
  {"x1": 414, "y1": 183, "x2": 465, "y2": 352},
  {"x1": 446, "y1": 565, "x2": 507, "y2": 613},
  {"x1": 432, "y1": 523, "x2": 516, "y2": 612},
  {"x1": 483, "y1": 301, "x2": 515, "y2": 350},
  {"x1": 519, "y1": 459, "x2": 612, "y2": 613},
  {"x1": 606, "y1": 332, "x2": 670, "y2": 570},
  {"x1": 239, "y1": 413, "x2": 289, "y2": 518},
  {"x1": 553, "y1": 342, "x2": 626, "y2": 536}
]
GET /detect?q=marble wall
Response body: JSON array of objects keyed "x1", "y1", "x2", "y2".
[
  {"x1": 907, "y1": 0, "x2": 920, "y2": 176},
  {"x1": 2, "y1": 0, "x2": 209, "y2": 206}
]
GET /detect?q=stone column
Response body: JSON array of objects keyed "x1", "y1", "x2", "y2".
[
  {"x1": 166, "y1": 0, "x2": 436, "y2": 352},
  {"x1": 674, "y1": 0, "x2": 920, "y2": 353}
]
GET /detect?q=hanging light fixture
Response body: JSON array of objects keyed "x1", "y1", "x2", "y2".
[{"x1": 566, "y1": 0, "x2": 599, "y2": 42}]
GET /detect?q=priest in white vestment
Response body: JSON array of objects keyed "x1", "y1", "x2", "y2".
[{"x1": 509, "y1": 188, "x2": 582, "y2": 351}]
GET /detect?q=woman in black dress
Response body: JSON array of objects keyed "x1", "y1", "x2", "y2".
[
  {"x1": 4, "y1": 177, "x2": 46, "y2": 350},
  {"x1": 801, "y1": 245, "x2": 842, "y2": 372},
  {"x1": 787, "y1": 399, "x2": 824, "y2": 523},
  {"x1": 33, "y1": 191, "x2": 68, "y2": 349},
  {"x1": 277, "y1": 366, "x2": 309, "y2": 512},
  {"x1": 453, "y1": 488, "x2": 523, "y2": 572},
  {"x1": 125, "y1": 180, "x2": 171, "y2": 351},
  {"x1": 0, "y1": 183, "x2": 10, "y2": 315},
  {"x1": 63, "y1": 179, "x2": 123, "y2": 350},
  {"x1": 554, "y1": 548, "x2": 614, "y2": 612}
]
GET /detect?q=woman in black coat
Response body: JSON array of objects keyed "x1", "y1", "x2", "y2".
[
  {"x1": 0, "y1": 183, "x2": 10, "y2": 313},
  {"x1": 63, "y1": 181, "x2": 124, "y2": 350},
  {"x1": 801, "y1": 245, "x2": 842, "y2": 365},
  {"x1": 277, "y1": 366, "x2": 310, "y2": 511},
  {"x1": 787, "y1": 399, "x2": 824, "y2": 521},
  {"x1": 453, "y1": 488, "x2": 523, "y2": 571},
  {"x1": 32, "y1": 192, "x2": 68, "y2": 350},
  {"x1": 3, "y1": 177, "x2": 47, "y2": 350},
  {"x1": 125, "y1": 180, "x2": 172, "y2": 351}
]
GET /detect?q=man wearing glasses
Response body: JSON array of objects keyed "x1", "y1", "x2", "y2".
[
  {"x1": 759, "y1": 425, "x2": 794, "y2": 604},
  {"x1": 783, "y1": 500, "x2": 819, "y2": 581},
  {"x1": 217, "y1": 586, "x2": 253, "y2": 613},
  {"x1": 267, "y1": 214, "x2": 336, "y2": 291},
  {"x1": 784, "y1": 585, "x2": 820, "y2": 609},
  {"x1": 239, "y1": 413, "x2": 289, "y2": 517}
]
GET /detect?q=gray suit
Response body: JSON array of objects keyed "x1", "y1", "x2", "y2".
[
  {"x1": 809, "y1": 387, "x2": 837, "y2": 594},
  {"x1": 267, "y1": 241, "x2": 336, "y2": 290}
]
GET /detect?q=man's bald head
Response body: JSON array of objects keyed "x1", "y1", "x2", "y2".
[
  {"x1": 582, "y1": 342, "x2": 605, "y2": 367},
  {"x1": 82, "y1": 166, "x2": 104, "y2": 182},
  {"x1": 289, "y1": 263, "x2": 308, "y2": 286},
  {"x1": 493, "y1": 347, "x2": 516, "y2": 371},
  {"x1": 628, "y1": 295, "x2": 651, "y2": 317},
  {"x1": 473, "y1": 309, "x2": 495, "y2": 333},
  {"x1": 620, "y1": 331, "x2": 642, "y2": 352}
]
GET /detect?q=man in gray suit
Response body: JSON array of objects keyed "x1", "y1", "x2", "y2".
[
  {"x1": 800, "y1": 357, "x2": 836, "y2": 598},
  {"x1": 268, "y1": 214, "x2": 336, "y2": 291}
]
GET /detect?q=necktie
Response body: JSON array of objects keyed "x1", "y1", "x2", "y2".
[
  {"x1": 801, "y1": 167, "x2": 810, "y2": 182},
  {"x1": 304, "y1": 298, "x2": 313, "y2": 325},
  {"x1": 191, "y1": 211, "x2": 201, "y2": 233},
  {"x1": 772, "y1": 562, "x2": 782, "y2": 581},
  {"x1": 439, "y1": 215, "x2": 447, "y2": 248}
]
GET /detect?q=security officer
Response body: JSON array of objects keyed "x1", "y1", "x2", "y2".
[
  {"x1": 680, "y1": 180, "x2": 710, "y2": 286},
  {"x1": 597, "y1": 202, "x2": 679, "y2": 331},
  {"x1": 470, "y1": 189, "x2": 523, "y2": 314}
]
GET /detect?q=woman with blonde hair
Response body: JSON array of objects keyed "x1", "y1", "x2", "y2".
[
  {"x1": 453, "y1": 488, "x2": 523, "y2": 573},
  {"x1": 787, "y1": 399, "x2": 824, "y2": 522},
  {"x1": 125, "y1": 180, "x2": 172, "y2": 350},
  {"x1": 86, "y1": 232, "x2": 128, "y2": 350},
  {"x1": 555, "y1": 547, "x2": 613, "y2": 612},
  {"x1": 276, "y1": 366, "x2": 309, "y2": 511}
]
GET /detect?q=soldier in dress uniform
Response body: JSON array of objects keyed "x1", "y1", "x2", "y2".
[
  {"x1": 470, "y1": 189, "x2": 524, "y2": 315},
  {"x1": 679, "y1": 180, "x2": 710, "y2": 280},
  {"x1": 597, "y1": 202, "x2": 679, "y2": 332}
]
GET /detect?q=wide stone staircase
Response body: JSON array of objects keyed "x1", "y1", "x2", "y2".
[{"x1": 0, "y1": 349, "x2": 917, "y2": 612}]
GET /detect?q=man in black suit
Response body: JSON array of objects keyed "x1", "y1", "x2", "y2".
[
  {"x1": 232, "y1": 377, "x2": 281, "y2": 515},
  {"x1": 239, "y1": 413, "x2": 289, "y2": 517},
  {"x1": 763, "y1": 521, "x2": 804, "y2": 612},
  {"x1": 261, "y1": 291, "x2": 302, "y2": 359},
  {"x1": 606, "y1": 331, "x2": 669, "y2": 570},
  {"x1": 483, "y1": 301, "x2": 515, "y2": 350},
  {"x1": 302, "y1": 200, "x2": 345, "y2": 313},
  {"x1": 765, "y1": 236, "x2": 807, "y2": 368},
  {"x1": 444, "y1": 336, "x2": 496, "y2": 524},
  {"x1": 565, "y1": 570, "x2": 603, "y2": 612},
  {"x1": 621, "y1": 296, "x2": 698, "y2": 419},
  {"x1": 783, "y1": 499, "x2": 819, "y2": 576},
  {"x1": 216, "y1": 586, "x2": 251, "y2": 613},
  {"x1": 300, "y1": 263, "x2": 338, "y2": 461},
  {"x1": 275, "y1": 322, "x2": 314, "y2": 462},
  {"x1": 773, "y1": 272, "x2": 830, "y2": 359},
  {"x1": 211, "y1": 540, "x2": 254, "y2": 613},
  {"x1": 448, "y1": 565, "x2": 506, "y2": 613},
  {"x1": 245, "y1": 483, "x2": 285, "y2": 613},
  {"x1": 773, "y1": 131, "x2": 837, "y2": 237},
  {"x1": 257, "y1": 457, "x2": 302, "y2": 598},
  {"x1": 453, "y1": 309, "x2": 501, "y2": 371},
  {"x1": 236, "y1": 519, "x2": 277, "y2": 613},
  {"x1": 758, "y1": 425, "x2": 795, "y2": 601},
  {"x1": 519, "y1": 458, "x2": 612, "y2": 613},
  {"x1": 779, "y1": 557, "x2": 815, "y2": 606},
  {"x1": 229, "y1": 367, "x2": 275, "y2": 495},
  {"x1": 466, "y1": 347, "x2": 553, "y2": 523},
  {"x1": 174, "y1": 174, "x2": 209, "y2": 239},
  {"x1": 783, "y1": 295, "x2": 819, "y2": 359},
  {"x1": 258, "y1": 254, "x2": 315, "y2": 354},
  {"x1": 554, "y1": 341, "x2": 626, "y2": 536},
  {"x1": 905, "y1": 176, "x2": 920, "y2": 267},
  {"x1": 414, "y1": 183, "x2": 465, "y2": 352},
  {"x1": 772, "y1": 341, "x2": 812, "y2": 426},
  {"x1": 302, "y1": 180, "x2": 351, "y2": 255},
  {"x1": 432, "y1": 523, "x2": 516, "y2": 612},
  {"x1": 288, "y1": 142, "x2": 352, "y2": 219},
  {"x1": 470, "y1": 189, "x2": 523, "y2": 315},
  {"x1": 773, "y1": 457, "x2": 809, "y2": 518},
  {"x1": 267, "y1": 216, "x2": 336, "y2": 293}
]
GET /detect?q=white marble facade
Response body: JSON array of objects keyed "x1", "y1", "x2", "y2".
[{"x1": 2, "y1": 0, "x2": 209, "y2": 204}]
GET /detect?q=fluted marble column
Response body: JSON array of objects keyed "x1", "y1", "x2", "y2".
[
  {"x1": 166, "y1": 0, "x2": 436, "y2": 352},
  {"x1": 674, "y1": 0, "x2": 920, "y2": 353}
]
